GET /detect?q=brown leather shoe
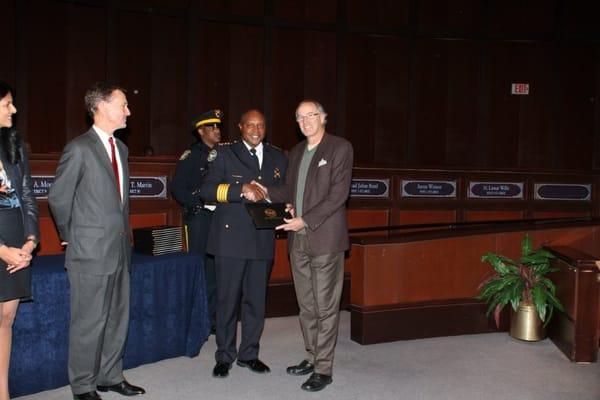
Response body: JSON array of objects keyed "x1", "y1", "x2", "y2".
[{"x1": 97, "y1": 380, "x2": 145, "y2": 396}]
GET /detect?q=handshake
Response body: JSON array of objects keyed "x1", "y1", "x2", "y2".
[
  {"x1": 241, "y1": 182, "x2": 300, "y2": 230},
  {"x1": 241, "y1": 180, "x2": 269, "y2": 202}
]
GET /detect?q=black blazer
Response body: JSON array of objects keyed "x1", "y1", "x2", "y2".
[{"x1": 0, "y1": 137, "x2": 39, "y2": 246}]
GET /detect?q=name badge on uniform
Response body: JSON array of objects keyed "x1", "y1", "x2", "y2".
[{"x1": 207, "y1": 149, "x2": 217, "y2": 162}]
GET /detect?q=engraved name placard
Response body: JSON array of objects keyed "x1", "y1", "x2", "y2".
[
  {"x1": 468, "y1": 182, "x2": 523, "y2": 199},
  {"x1": 350, "y1": 179, "x2": 390, "y2": 198},
  {"x1": 129, "y1": 176, "x2": 168, "y2": 198},
  {"x1": 32, "y1": 176, "x2": 168, "y2": 199},
  {"x1": 534, "y1": 183, "x2": 591, "y2": 201},
  {"x1": 31, "y1": 176, "x2": 54, "y2": 199},
  {"x1": 402, "y1": 180, "x2": 456, "y2": 198}
]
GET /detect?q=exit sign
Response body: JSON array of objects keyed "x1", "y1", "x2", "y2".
[{"x1": 511, "y1": 83, "x2": 529, "y2": 95}]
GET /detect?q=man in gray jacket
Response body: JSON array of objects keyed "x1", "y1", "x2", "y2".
[{"x1": 48, "y1": 82, "x2": 145, "y2": 400}]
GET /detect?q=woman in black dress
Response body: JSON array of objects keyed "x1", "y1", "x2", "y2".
[{"x1": 0, "y1": 81, "x2": 39, "y2": 400}]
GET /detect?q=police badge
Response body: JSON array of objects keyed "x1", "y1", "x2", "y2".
[
  {"x1": 207, "y1": 149, "x2": 217, "y2": 162},
  {"x1": 274, "y1": 167, "x2": 281, "y2": 179}
]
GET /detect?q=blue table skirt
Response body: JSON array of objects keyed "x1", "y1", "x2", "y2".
[{"x1": 9, "y1": 252, "x2": 210, "y2": 397}]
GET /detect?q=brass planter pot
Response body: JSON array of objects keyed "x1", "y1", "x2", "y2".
[{"x1": 509, "y1": 302, "x2": 545, "y2": 341}]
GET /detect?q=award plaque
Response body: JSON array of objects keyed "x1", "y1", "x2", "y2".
[{"x1": 245, "y1": 202, "x2": 292, "y2": 229}]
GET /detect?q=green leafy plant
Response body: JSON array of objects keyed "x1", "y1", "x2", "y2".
[{"x1": 478, "y1": 234, "x2": 564, "y2": 328}]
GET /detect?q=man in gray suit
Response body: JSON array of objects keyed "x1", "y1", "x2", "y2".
[{"x1": 48, "y1": 83, "x2": 145, "y2": 400}]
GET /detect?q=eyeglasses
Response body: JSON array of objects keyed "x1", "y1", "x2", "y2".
[{"x1": 295, "y1": 112, "x2": 320, "y2": 122}]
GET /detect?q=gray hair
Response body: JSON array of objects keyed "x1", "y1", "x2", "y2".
[
  {"x1": 84, "y1": 82, "x2": 125, "y2": 117},
  {"x1": 295, "y1": 99, "x2": 327, "y2": 124}
]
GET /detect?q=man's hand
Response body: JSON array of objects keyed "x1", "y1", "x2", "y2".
[
  {"x1": 276, "y1": 217, "x2": 306, "y2": 232},
  {"x1": 285, "y1": 203, "x2": 295, "y2": 218},
  {"x1": 250, "y1": 180, "x2": 270, "y2": 202},
  {"x1": 242, "y1": 183, "x2": 266, "y2": 202},
  {"x1": 251, "y1": 180, "x2": 268, "y2": 194}
]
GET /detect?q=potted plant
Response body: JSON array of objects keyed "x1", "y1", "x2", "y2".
[{"x1": 478, "y1": 234, "x2": 564, "y2": 341}]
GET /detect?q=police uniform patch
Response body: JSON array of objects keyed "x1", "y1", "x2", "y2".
[
  {"x1": 207, "y1": 149, "x2": 217, "y2": 162},
  {"x1": 179, "y1": 149, "x2": 191, "y2": 160}
]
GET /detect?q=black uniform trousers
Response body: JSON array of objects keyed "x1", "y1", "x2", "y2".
[
  {"x1": 214, "y1": 256, "x2": 271, "y2": 364},
  {"x1": 185, "y1": 209, "x2": 216, "y2": 325}
]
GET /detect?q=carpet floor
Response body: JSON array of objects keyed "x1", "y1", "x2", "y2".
[{"x1": 15, "y1": 311, "x2": 600, "y2": 400}]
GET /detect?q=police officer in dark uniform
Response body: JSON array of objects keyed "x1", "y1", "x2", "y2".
[
  {"x1": 199, "y1": 109, "x2": 287, "y2": 379},
  {"x1": 171, "y1": 109, "x2": 222, "y2": 333}
]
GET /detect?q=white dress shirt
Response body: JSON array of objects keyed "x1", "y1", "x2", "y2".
[{"x1": 243, "y1": 141, "x2": 263, "y2": 169}]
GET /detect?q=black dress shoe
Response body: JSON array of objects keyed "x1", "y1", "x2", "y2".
[
  {"x1": 301, "y1": 373, "x2": 332, "y2": 392},
  {"x1": 236, "y1": 359, "x2": 271, "y2": 374},
  {"x1": 286, "y1": 360, "x2": 314, "y2": 376},
  {"x1": 73, "y1": 391, "x2": 102, "y2": 400},
  {"x1": 213, "y1": 361, "x2": 231, "y2": 378},
  {"x1": 97, "y1": 380, "x2": 145, "y2": 396}
]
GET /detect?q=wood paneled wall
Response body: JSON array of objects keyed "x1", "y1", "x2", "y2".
[{"x1": 2, "y1": 0, "x2": 599, "y2": 171}]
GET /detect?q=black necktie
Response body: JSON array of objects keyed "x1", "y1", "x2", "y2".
[{"x1": 250, "y1": 148, "x2": 260, "y2": 171}]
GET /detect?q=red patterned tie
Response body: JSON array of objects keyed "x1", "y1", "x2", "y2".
[{"x1": 109, "y1": 137, "x2": 121, "y2": 198}]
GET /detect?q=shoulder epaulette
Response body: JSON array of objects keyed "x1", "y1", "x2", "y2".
[
  {"x1": 266, "y1": 143, "x2": 283, "y2": 152},
  {"x1": 179, "y1": 149, "x2": 191, "y2": 160}
]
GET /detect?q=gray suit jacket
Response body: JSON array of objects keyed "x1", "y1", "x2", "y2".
[
  {"x1": 269, "y1": 133, "x2": 353, "y2": 256},
  {"x1": 48, "y1": 128, "x2": 131, "y2": 275}
]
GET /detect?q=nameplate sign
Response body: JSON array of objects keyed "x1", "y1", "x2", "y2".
[
  {"x1": 129, "y1": 176, "x2": 168, "y2": 198},
  {"x1": 31, "y1": 176, "x2": 54, "y2": 199},
  {"x1": 402, "y1": 180, "x2": 456, "y2": 198},
  {"x1": 534, "y1": 183, "x2": 591, "y2": 201},
  {"x1": 350, "y1": 179, "x2": 390, "y2": 198},
  {"x1": 31, "y1": 176, "x2": 168, "y2": 199},
  {"x1": 468, "y1": 182, "x2": 523, "y2": 199}
]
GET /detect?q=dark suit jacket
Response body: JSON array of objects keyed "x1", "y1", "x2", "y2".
[
  {"x1": 268, "y1": 133, "x2": 353, "y2": 256},
  {"x1": 200, "y1": 141, "x2": 287, "y2": 260},
  {"x1": 171, "y1": 140, "x2": 213, "y2": 216},
  {"x1": 171, "y1": 140, "x2": 215, "y2": 253},
  {"x1": 0, "y1": 138, "x2": 39, "y2": 246},
  {"x1": 48, "y1": 128, "x2": 131, "y2": 274}
]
